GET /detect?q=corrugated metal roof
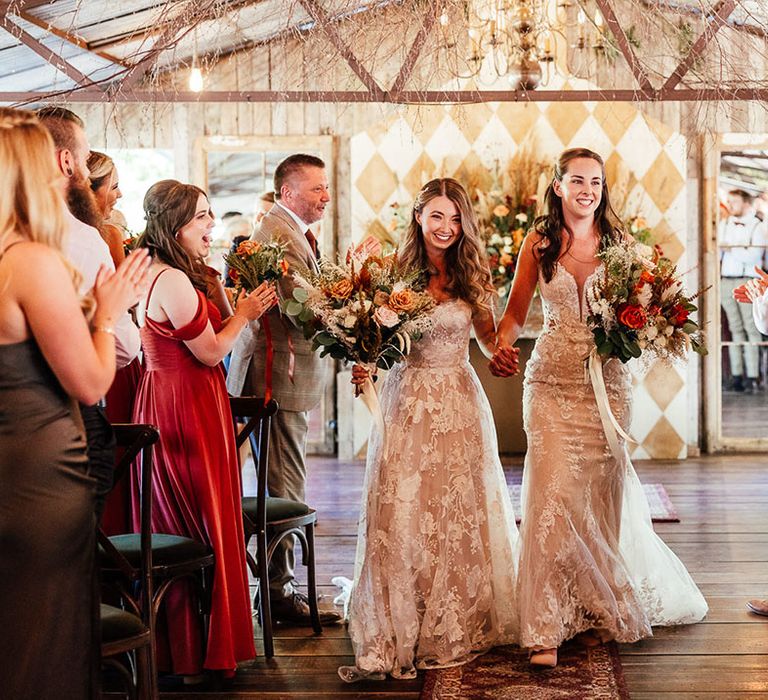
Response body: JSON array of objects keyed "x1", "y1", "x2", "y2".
[{"x1": 0, "y1": 0, "x2": 379, "y2": 93}]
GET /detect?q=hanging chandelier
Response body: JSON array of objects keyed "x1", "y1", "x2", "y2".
[{"x1": 439, "y1": 0, "x2": 611, "y2": 89}]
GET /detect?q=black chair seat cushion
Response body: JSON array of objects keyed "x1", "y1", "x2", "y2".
[
  {"x1": 242, "y1": 496, "x2": 311, "y2": 522},
  {"x1": 101, "y1": 533, "x2": 212, "y2": 568},
  {"x1": 100, "y1": 604, "x2": 146, "y2": 642}
]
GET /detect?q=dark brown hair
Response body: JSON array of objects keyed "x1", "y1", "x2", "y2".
[
  {"x1": 728, "y1": 188, "x2": 754, "y2": 204},
  {"x1": 533, "y1": 148, "x2": 623, "y2": 283},
  {"x1": 399, "y1": 178, "x2": 494, "y2": 314},
  {"x1": 137, "y1": 179, "x2": 209, "y2": 292},
  {"x1": 273, "y1": 154, "x2": 325, "y2": 200}
]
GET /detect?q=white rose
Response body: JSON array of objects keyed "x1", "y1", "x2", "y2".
[
  {"x1": 646, "y1": 326, "x2": 658, "y2": 340},
  {"x1": 654, "y1": 335, "x2": 668, "y2": 347},
  {"x1": 374, "y1": 305, "x2": 399, "y2": 328},
  {"x1": 664, "y1": 325, "x2": 674, "y2": 336},
  {"x1": 515, "y1": 212, "x2": 528, "y2": 223},
  {"x1": 343, "y1": 314, "x2": 357, "y2": 329}
]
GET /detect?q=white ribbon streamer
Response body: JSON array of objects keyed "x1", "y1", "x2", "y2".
[
  {"x1": 588, "y1": 349, "x2": 636, "y2": 464},
  {"x1": 357, "y1": 371, "x2": 386, "y2": 449}
]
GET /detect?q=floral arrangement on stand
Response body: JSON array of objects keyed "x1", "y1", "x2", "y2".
[{"x1": 585, "y1": 239, "x2": 706, "y2": 364}]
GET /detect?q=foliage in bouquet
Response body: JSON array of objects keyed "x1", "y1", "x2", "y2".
[
  {"x1": 223, "y1": 239, "x2": 289, "y2": 303},
  {"x1": 283, "y1": 253, "x2": 435, "y2": 370},
  {"x1": 586, "y1": 239, "x2": 707, "y2": 363}
]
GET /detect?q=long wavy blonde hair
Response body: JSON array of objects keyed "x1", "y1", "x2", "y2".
[
  {"x1": 0, "y1": 108, "x2": 67, "y2": 252},
  {"x1": 399, "y1": 178, "x2": 494, "y2": 314},
  {"x1": 0, "y1": 107, "x2": 84, "y2": 303}
]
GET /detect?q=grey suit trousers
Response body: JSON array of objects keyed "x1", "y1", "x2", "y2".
[{"x1": 267, "y1": 408, "x2": 309, "y2": 599}]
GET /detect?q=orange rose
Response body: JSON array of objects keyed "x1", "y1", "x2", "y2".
[
  {"x1": 328, "y1": 278, "x2": 354, "y2": 300},
  {"x1": 639, "y1": 270, "x2": 655, "y2": 284},
  {"x1": 617, "y1": 303, "x2": 647, "y2": 330},
  {"x1": 388, "y1": 289, "x2": 416, "y2": 312},
  {"x1": 280, "y1": 259, "x2": 290, "y2": 274},
  {"x1": 236, "y1": 240, "x2": 261, "y2": 256}
]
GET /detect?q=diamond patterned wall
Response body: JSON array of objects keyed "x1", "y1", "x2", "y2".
[{"x1": 351, "y1": 101, "x2": 690, "y2": 459}]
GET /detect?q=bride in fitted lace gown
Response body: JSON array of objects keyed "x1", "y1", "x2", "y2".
[
  {"x1": 492, "y1": 149, "x2": 707, "y2": 667},
  {"x1": 339, "y1": 179, "x2": 519, "y2": 682}
]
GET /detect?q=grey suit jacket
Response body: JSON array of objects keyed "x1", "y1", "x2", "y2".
[{"x1": 227, "y1": 205, "x2": 329, "y2": 412}]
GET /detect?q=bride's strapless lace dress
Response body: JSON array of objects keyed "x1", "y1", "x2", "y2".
[
  {"x1": 519, "y1": 263, "x2": 708, "y2": 650},
  {"x1": 344, "y1": 299, "x2": 520, "y2": 679}
]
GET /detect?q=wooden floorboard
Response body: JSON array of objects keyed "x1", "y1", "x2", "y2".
[{"x1": 149, "y1": 454, "x2": 768, "y2": 698}]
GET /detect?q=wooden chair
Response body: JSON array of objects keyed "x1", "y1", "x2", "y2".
[
  {"x1": 99, "y1": 423, "x2": 158, "y2": 700},
  {"x1": 229, "y1": 396, "x2": 322, "y2": 658},
  {"x1": 99, "y1": 424, "x2": 215, "y2": 667}
]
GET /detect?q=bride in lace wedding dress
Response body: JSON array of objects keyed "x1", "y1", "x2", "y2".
[
  {"x1": 338, "y1": 179, "x2": 520, "y2": 682},
  {"x1": 491, "y1": 148, "x2": 707, "y2": 668}
]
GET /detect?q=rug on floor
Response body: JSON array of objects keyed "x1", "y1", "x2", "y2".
[
  {"x1": 420, "y1": 641, "x2": 629, "y2": 700},
  {"x1": 511, "y1": 482, "x2": 680, "y2": 523}
]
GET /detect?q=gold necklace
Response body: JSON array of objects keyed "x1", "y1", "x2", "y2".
[{"x1": 565, "y1": 248, "x2": 598, "y2": 264}]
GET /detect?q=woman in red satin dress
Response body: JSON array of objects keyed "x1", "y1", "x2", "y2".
[{"x1": 133, "y1": 180, "x2": 277, "y2": 677}]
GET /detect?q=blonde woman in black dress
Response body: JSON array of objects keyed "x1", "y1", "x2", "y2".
[{"x1": 0, "y1": 107, "x2": 149, "y2": 699}]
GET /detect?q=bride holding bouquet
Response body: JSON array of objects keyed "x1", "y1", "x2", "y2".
[
  {"x1": 311, "y1": 179, "x2": 521, "y2": 681},
  {"x1": 491, "y1": 147, "x2": 707, "y2": 668}
]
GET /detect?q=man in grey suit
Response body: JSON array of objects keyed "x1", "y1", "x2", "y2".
[{"x1": 228, "y1": 154, "x2": 340, "y2": 625}]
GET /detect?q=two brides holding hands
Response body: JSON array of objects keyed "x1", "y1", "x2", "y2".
[{"x1": 341, "y1": 147, "x2": 707, "y2": 680}]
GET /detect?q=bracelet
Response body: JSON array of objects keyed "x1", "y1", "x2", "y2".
[{"x1": 92, "y1": 325, "x2": 116, "y2": 337}]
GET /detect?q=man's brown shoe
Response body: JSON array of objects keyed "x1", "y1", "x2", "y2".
[
  {"x1": 270, "y1": 591, "x2": 342, "y2": 625},
  {"x1": 746, "y1": 599, "x2": 768, "y2": 616}
]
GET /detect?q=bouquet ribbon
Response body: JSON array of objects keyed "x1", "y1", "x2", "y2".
[
  {"x1": 260, "y1": 316, "x2": 275, "y2": 405},
  {"x1": 357, "y1": 367, "x2": 386, "y2": 449},
  {"x1": 587, "y1": 348, "x2": 636, "y2": 465},
  {"x1": 259, "y1": 315, "x2": 296, "y2": 407}
]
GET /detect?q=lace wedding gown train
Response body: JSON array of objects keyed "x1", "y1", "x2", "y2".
[
  {"x1": 519, "y1": 264, "x2": 708, "y2": 650},
  {"x1": 343, "y1": 299, "x2": 520, "y2": 679}
]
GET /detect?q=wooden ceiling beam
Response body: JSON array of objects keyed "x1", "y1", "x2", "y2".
[
  {"x1": 662, "y1": 0, "x2": 739, "y2": 92},
  {"x1": 6, "y1": 86, "x2": 768, "y2": 105},
  {"x1": 14, "y1": 7, "x2": 128, "y2": 68},
  {"x1": 593, "y1": 0, "x2": 654, "y2": 93},
  {"x1": 0, "y1": 8, "x2": 93, "y2": 87},
  {"x1": 389, "y1": 0, "x2": 439, "y2": 95},
  {"x1": 298, "y1": 0, "x2": 385, "y2": 99}
]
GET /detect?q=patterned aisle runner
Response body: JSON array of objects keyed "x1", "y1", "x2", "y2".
[{"x1": 420, "y1": 641, "x2": 630, "y2": 700}]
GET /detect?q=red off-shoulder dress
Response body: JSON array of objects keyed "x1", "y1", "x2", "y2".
[{"x1": 132, "y1": 270, "x2": 255, "y2": 673}]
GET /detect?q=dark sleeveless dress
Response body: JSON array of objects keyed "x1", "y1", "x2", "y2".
[
  {"x1": 132, "y1": 271, "x2": 255, "y2": 674},
  {"x1": 0, "y1": 339, "x2": 97, "y2": 699}
]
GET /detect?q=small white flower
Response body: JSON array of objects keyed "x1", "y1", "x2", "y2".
[
  {"x1": 646, "y1": 326, "x2": 658, "y2": 340},
  {"x1": 515, "y1": 212, "x2": 528, "y2": 223},
  {"x1": 343, "y1": 314, "x2": 357, "y2": 329},
  {"x1": 503, "y1": 236, "x2": 513, "y2": 245}
]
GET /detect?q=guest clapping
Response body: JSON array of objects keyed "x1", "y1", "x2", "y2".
[
  {"x1": 0, "y1": 107, "x2": 150, "y2": 700},
  {"x1": 132, "y1": 179, "x2": 276, "y2": 677}
]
